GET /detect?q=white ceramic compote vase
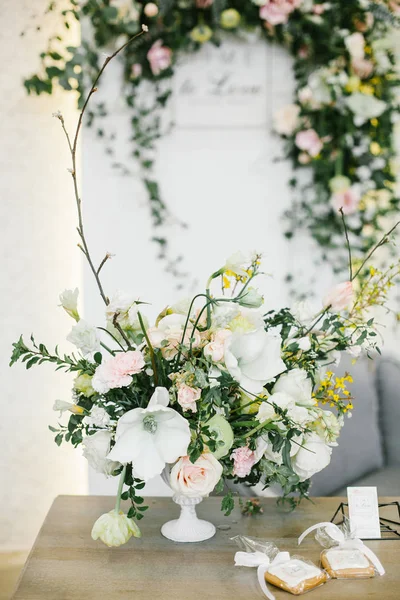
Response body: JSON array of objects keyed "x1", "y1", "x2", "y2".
[{"x1": 160, "y1": 468, "x2": 216, "y2": 542}]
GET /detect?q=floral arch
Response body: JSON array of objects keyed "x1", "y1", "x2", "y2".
[{"x1": 25, "y1": 0, "x2": 400, "y2": 281}]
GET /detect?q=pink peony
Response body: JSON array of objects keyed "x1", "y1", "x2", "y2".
[
  {"x1": 331, "y1": 187, "x2": 360, "y2": 215},
  {"x1": 260, "y1": 0, "x2": 302, "y2": 26},
  {"x1": 323, "y1": 281, "x2": 354, "y2": 312},
  {"x1": 170, "y1": 454, "x2": 223, "y2": 497},
  {"x1": 295, "y1": 129, "x2": 323, "y2": 157},
  {"x1": 231, "y1": 446, "x2": 256, "y2": 478},
  {"x1": 177, "y1": 384, "x2": 201, "y2": 413},
  {"x1": 92, "y1": 350, "x2": 145, "y2": 394},
  {"x1": 147, "y1": 40, "x2": 172, "y2": 76}
]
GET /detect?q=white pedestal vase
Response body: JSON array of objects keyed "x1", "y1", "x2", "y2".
[
  {"x1": 161, "y1": 494, "x2": 216, "y2": 543},
  {"x1": 160, "y1": 467, "x2": 216, "y2": 543}
]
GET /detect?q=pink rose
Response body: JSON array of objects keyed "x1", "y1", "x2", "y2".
[
  {"x1": 169, "y1": 454, "x2": 223, "y2": 497},
  {"x1": 323, "y1": 281, "x2": 354, "y2": 312},
  {"x1": 231, "y1": 446, "x2": 256, "y2": 478},
  {"x1": 352, "y1": 57, "x2": 374, "y2": 79},
  {"x1": 177, "y1": 384, "x2": 201, "y2": 413},
  {"x1": 204, "y1": 329, "x2": 231, "y2": 363},
  {"x1": 295, "y1": 129, "x2": 323, "y2": 157},
  {"x1": 196, "y1": 0, "x2": 213, "y2": 7},
  {"x1": 313, "y1": 4, "x2": 325, "y2": 14},
  {"x1": 92, "y1": 350, "x2": 145, "y2": 394},
  {"x1": 147, "y1": 40, "x2": 172, "y2": 76},
  {"x1": 331, "y1": 187, "x2": 360, "y2": 215},
  {"x1": 260, "y1": 0, "x2": 302, "y2": 26}
]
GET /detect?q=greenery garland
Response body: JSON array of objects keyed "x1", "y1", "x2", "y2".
[{"x1": 24, "y1": 0, "x2": 400, "y2": 282}]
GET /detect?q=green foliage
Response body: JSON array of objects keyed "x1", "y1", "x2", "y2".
[{"x1": 10, "y1": 335, "x2": 96, "y2": 374}]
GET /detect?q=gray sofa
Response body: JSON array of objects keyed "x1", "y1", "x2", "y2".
[{"x1": 312, "y1": 355, "x2": 400, "y2": 497}]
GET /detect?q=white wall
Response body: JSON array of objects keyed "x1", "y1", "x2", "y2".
[{"x1": 0, "y1": 1, "x2": 87, "y2": 551}]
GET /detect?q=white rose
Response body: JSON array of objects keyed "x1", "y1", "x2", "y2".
[
  {"x1": 273, "y1": 369, "x2": 313, "y2": 406},
  {"x1": 292, "y1": 433, "x2": 332, "y2": 481},
  {"x1": 345, "y1": 32, "x2": 365, "y2": 59},
  {"x1": 84, "y1": 406, "x2": 112, "y2": 428},
  {"x1": 263, "y1": 435, "x2": 302, "y2": 466},
  {"x1": 346, "y1": 93, "x2": 387, "y2": 125},
  {"x1": 91, "y1": 511, "x2": 141, "y2": 547},
  {"x1": 59, "y1": 288, "x2": 79, "y2": 321},
  {"x1": 273, "y1": 104, "x2": 301, "y2": 136},
  {"x1": 169, "y1": 453, "x2": 223, "y2": 497},
  {"x1": 308, "y1": 69, "x2": 332, "y2": 105},
  {"x1": 224, "y1": 328, "x2": 286, "y2": 395},
  {"x1": 329, "y1": 175, "x2": 351, "y2": 194},
  {"x1": 66, "y1": 319, "x2": 100, "y2": 359},
  {"x1": 82, "y1": 430, "x2": 120, "y2": 476}
]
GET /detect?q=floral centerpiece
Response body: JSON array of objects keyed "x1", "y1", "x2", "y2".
[{"x1": 10, "y1": 30, "x2": 400, "y2": 547}]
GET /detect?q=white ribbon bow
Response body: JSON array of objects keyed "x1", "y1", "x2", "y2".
[
  {"x1": 298, "y1": 521, "x2": 385, "y2": 576},
  {"x1": 234, "y1": 550, "x2": 291, "y2": 600}
]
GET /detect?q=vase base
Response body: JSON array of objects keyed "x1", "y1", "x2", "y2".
[{"x1": 161, "y1": 518, "x2": 216, "y2": 543}]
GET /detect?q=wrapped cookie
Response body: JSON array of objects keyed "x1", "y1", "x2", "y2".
[
  {"x1": 298, "y1": 520, "x2": 385, "y2": 579},
  {"x1": 233, "y1": 535, "x2": 328, "y2": 598}
]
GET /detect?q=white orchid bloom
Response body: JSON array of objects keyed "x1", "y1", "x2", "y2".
[
  {"x1": 224, "y1": 327, "x2": 286, "y2": 396},
  {"x1": 107, "y1": 387, "x2": 191, "y2": 481}
]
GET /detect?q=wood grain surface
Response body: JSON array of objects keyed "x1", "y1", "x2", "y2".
[{"x1": 12, "y1": 495, "x2": 400, "y2": 599}]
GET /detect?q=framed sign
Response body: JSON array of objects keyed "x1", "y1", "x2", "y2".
[{"x1": 173, "y1": 40, "x2": 270, "y2": 129}]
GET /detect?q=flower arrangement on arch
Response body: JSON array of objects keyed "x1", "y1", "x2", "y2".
[
  {"x1": 22, "y1": 0, "x2": 400, "y2": 285},
  {"x1": 11, "y1": 28, "x2": 400, "y2": 548}
]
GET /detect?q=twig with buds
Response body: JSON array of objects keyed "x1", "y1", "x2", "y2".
[{"x1": 54, "y1": 28, "x2": 147, "y2": 348}]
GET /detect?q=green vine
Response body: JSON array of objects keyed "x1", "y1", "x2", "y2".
[{"x1": 23, "y1": 0, "x2": 400, "y2": 284}]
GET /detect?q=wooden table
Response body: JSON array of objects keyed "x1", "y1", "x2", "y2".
[{"x1": 12, "y1": 496, "x2": 399, "y2": 599}]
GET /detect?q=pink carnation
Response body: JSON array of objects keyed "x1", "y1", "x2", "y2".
[
  {"x1": 147, "y1": 40, "x2": 172, "y2": 76},
  {"x1": 177, "y1": 384, "x2": 201, "y2": 413},
  {"x1": 295, "y1": 129, "x2": 323, "y2": 157},
  {"x1": 260, "y1": 0, "x2": 302, "y2": 26},
  {"x1": 331, "y1": 187, "x2": 360, "y2": 215},
  {"x1": 231, "y1": 446, "x2": 256, "y2": 478},
  {"x1": 92, "y1": 350, "x2": 145, "y2": 394}
]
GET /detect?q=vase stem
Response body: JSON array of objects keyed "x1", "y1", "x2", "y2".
[{"x1": 161, "y1": 495, "x2": 216, "y2": 543}]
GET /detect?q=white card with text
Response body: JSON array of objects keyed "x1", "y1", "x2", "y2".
[{"x1": 347, "y1": 487, "x2": 381, "y2": 539}]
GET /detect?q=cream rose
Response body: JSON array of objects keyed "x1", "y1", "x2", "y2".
[
  {"x1": 273, "y1": 104, "x2": 301, "y2": 136},
  {"x1": 169, "y1": 453, "x2": 223, "y2": 497}
]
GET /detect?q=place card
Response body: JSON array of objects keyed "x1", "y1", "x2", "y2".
[{"x1": 347, "y1": 486, "x2": 381, "y2": 539}]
